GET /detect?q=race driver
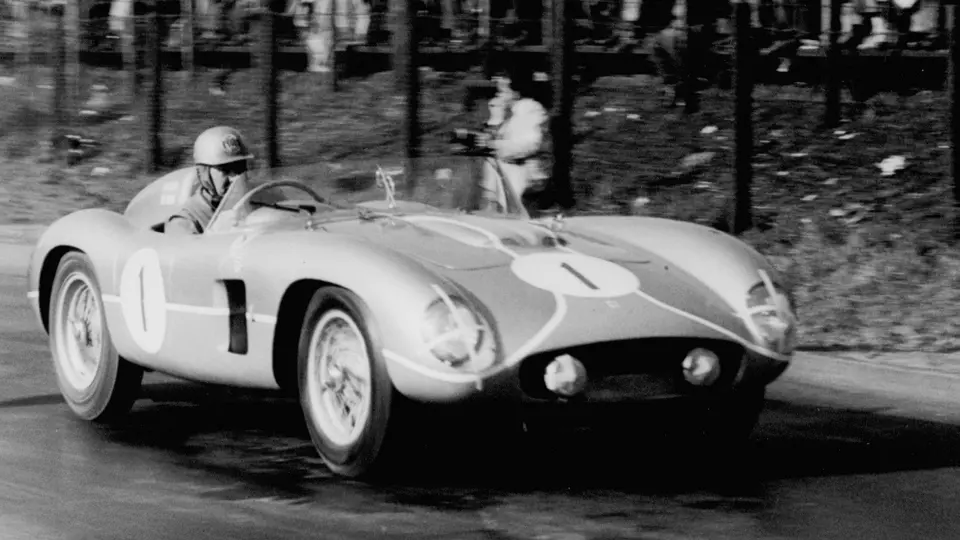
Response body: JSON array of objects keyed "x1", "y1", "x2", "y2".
[{"x1": 167, "y1": 126, "x2": 255, "y2": 235}]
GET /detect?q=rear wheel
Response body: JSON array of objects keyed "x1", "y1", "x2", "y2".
[
  {"x1": 49, "y1": 252, "x2": 144, "y2": 422},
  {"x1": 297, "y1": 287, "x2": 396, "y2": 478}
]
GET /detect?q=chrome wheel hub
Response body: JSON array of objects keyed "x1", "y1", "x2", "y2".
[
  {"x1": 306, "y1": 310, "x2": 372, "y2": 447},
  {"x1": 55, "y1": 273, "x2": 103, "y2": 390}
]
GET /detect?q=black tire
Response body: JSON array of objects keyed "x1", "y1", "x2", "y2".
[
  {"x1": 48, "y1": 252, "x2": 144, "y2": 423},
  {"x1": 297, "y1": 287, "x2": 396, "y2": 478}
]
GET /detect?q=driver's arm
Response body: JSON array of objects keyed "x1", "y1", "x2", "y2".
[{"x1": 167, "y1": 190, "x2": 214, "y2": 235}]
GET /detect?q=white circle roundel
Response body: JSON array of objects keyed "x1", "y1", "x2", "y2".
[
  {"x1": 510, "y1": 252, "x2": 640, "y2": 298},
  {"x1": 118, "y1": 248, "x2": 167, "y2": 354}
]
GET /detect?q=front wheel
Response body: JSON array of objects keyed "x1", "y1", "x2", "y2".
[
  {"x1": 48, "y1": 252, "x2": 144, "y2": 422},
  {"x1": 297, "y1": 287, "x2": 396, "y2": 478}
]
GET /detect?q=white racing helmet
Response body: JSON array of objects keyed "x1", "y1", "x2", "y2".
[{"x1": 193, "y1": 126, "x2": 254, "y2": 167}]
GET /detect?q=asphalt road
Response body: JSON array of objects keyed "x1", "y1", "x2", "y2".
[{"x1": 2, "y1": 271, "x2": 960, "y2": 540}]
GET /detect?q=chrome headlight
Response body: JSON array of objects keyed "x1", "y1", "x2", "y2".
[
  {"x1": 746, "y1": 272, "x2": 798, "y2": 354},
  {"x1": 420, "y1": 293, "x2": 497, "y2": 372}
]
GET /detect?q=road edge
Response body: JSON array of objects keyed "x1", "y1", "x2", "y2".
[
  {"x1": 783, "y1": 351, "x2": 960, "y2": 406},
  {"x1": 0, "y1": 224, "x2": 43, "y2": 277}
]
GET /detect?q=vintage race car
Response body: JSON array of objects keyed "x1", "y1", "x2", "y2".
[{"x1": 25, "y1": 155, "x2": 798, "y2": 478}]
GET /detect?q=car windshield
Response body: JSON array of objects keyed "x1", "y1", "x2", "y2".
[{"x1": 205, "y1": 155, "x2": 529, "y2": 233}]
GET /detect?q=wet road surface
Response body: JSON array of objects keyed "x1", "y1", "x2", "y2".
[{"x1": 3, "y1": 272, "x2": 960, "y2": 540}]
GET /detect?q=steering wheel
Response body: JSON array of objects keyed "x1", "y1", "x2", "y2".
[{"x1": 226, "y1": 179, "x2": 333, "y2": 224}]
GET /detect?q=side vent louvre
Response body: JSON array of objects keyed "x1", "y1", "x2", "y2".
[{"x1": 222, "y1": 279, "x2": 248, "y2": 355}]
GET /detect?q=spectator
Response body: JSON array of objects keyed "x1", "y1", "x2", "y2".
[
  {"x1": 649, "y1": 0, "x2": 730, "y2": 109},
  {"x1": 488, "y1": 0, "x2": 543, "y2": 46},
  {"x1": 747, "y1": 0, "x2": 803, "y2": 74},
  {"x1": 296, "y1": 0, "x2": 370, "y2": 43},
  {"x1": 199, "y1": 0, "x2": 261, "y2": 43},
  {"x1": 108, "y1": 0, "x2": 132, "y2": 35},
  {"x1": 198, "y1": 0, "x2": 265, "y2": 93},
  {"x1": 296, "y1": 0, "x2": 371, "y2": 73},
  {"x1": 862, "y1": 0, "x2": 933, "y2": 49},
  {"x1": 415, "y1": 0, "x2": 444, "y2": 44},
  {"x1": 616, "y1": 0, "x2": 641, "y2": 44},
  {"x1": 477, "y1": 64, "x2": 550, "y2": 213},
  {"x1": 751, "y1": 0, "x2": 801, "y2": 38},
  {"x1": 6, "y1": 0, "x2": 28, "y2": 56},
  {"x1": 834, "y1": 0, "x2": 890, "y2": 50},
  {"x1": 910, "y1": 0, "x2": 946, "y2": 48},
  {"x1": 579, "y1": 0, "x2": 621, "y2": 45},
  {"x1": 649, "y1": 2, "x2": 689, "y2": 108},
  {"x1": 617, "y1": 0, "x2": 681, "y2": 49},
  {"x1": 440, "y1": 0, "x2": 476, "y2": 43},
  {"x1": 835, "y1": 0, "x2": 946, "y2": 51},
  {"x1": 364, "y1": 0, "x2": 390, "y2": 45}
]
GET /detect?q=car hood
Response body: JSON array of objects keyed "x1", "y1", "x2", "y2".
[
  {"x1": 318, "y1": 212, "x2": 756, "y2": 353},
  {"x1": 319, "y1": 212, "x2": 649, "y2": 270}
]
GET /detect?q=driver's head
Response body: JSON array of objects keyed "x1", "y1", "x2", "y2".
[{"x1": 193, "y1": 126, "x2": 254, "y2": 201}]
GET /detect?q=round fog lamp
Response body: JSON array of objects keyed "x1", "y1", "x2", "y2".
[
  {"x1": 682, "y1": 348, "x2": 721, "y2": 386},
  {"x1": 544, "y1": 354, "x2": 588, "y2": 397}
]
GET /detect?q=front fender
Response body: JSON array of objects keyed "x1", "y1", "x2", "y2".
[
  {"x1": 566, "y1": 215, "x2": 783, "y2": 313},
  {"x1": 241, "y1": 231, "x2": 480, "y2": 397}
]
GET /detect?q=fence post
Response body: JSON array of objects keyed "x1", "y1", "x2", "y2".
[
  {"x1": 181, "y1": 0, "x2": 195, "y2": 78},
  {"x1": 481, "y1": 0, "x2": 494, "y2": 77},
  {"x1": 262, "y1": 4, "x2": 279, "y2": 170},
  {"x1": 732, "y1": 0, "x2": 753, "y2": 234},
  {"x1": 402, "y1": 0, "x2": 421, "y2": 196},
  {"x1": 479, "y1": 0, "x2": 491, "y2": 42},
  {"x1": 52, "y1": 2, "x2": 67, "y2": 159},
  {"x1": 542, "y1": 0, "x2": 552, "y2": 47},
  {"x1": 147, "y1": 2, "x2": 163, "y2": 173},
  {"x1": 65, "y1": 0, "x2": 80, "y2": 119},
  {"x1": 951, "y1": 4, "x2": 960, "y2": 237},
  {"x1": 824, "y1": 0, "x2": 842, "y2": 127},
  {"x1": 683, "y1": 0, "x2": 702, "y2": 114},
  {"x1": 13, "y1": 0, "x2": 29, "y2": 75},
  {"x1": 123, "y1": 4, "x2": 139, "y2": 102},
  {"x1": 329, "y1": 0, "x2": 338, "y2": 91},
  {"x1": 392, "y1": 0, "x2": 407, "y2": 93},
  {"x1": 21, "y1": 1, "x2": 35, "y2": 92},
  {"x1": 806, "y1": 0, "x2": 822, "y2": 38},
  {"x1": 18, "y1": 1, "x2": 33, "y2": 117},
  {"x1": 551, "y1": 0, "x2": 574, "y2": 210}
]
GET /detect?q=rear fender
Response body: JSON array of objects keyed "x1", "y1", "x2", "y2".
[{"x1": 28, "y1": 210, "x2": 155, "y2": 358}]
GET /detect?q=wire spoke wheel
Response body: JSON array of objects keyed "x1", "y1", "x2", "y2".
[
  {"x1": 298, "y1": 287, "x2": 397, "y2": 479},
  {"x1": 306, "y1": 310, "x2": 373, "y2": 447},
  {"x1": 53, "y1": 271, "x2": 104, "y2": 391},
  {"x1": 48, "y1": 252, "x2": 143, "y2": 423}
]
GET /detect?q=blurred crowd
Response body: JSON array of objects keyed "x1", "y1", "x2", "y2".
[
  {"x1": 266, "y1": 0, "x2": 953, "y2": 82},
  {"x1": 204, "y1": 0, "x2": 951, "y2": 51},
  {"x1": 0, "y1": 0, "x2": 951, "y2": 93},
  {"x1": 355, "y1": 0, "x2": 948, "y2": 51},
  {"x1": 0, "y1": 0, "x2": 950, "y2": 52}
]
